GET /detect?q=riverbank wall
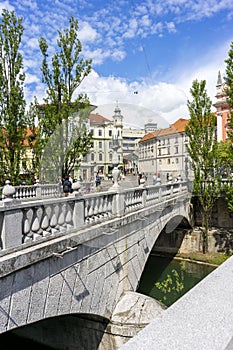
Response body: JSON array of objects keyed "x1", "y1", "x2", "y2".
[{"x1": 152, "y1": 197, "x2": 233, "y2": 256}]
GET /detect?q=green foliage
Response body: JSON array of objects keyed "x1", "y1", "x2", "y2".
[
  {"x1": 155, "y1": 261, "x2": 185, "y2": 303},
  {"x1": 185, "y1": 80, "x2": 221, "y2": 253},
  {"x1": 224, "y1": 185, "x2": 233, "y2": 213},
  {"x1": 224, "y1": 41, "x2": 233, "y2": 142},
  {"x1": 223, "y1": 41, "x2": 233, "y2": 213},
  {"x1": 0, "y1": 10, "x2": 29, "y2": 185},
  {"x1": 33, "y1": 16, "x2": 92, "y2": 179},
  {"x1": 217, "y1": 141, "x2": 233, "y2": 176}
]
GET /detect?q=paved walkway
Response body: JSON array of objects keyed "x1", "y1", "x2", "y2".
[{"x1": 96, "y1": 174, "x2": 139, "y2": 192}]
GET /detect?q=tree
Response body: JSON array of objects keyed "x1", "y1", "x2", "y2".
[
  {"x1": 0, "y1": 10, "x2": 28, "y2": 185},
  {"x1": 216, "y1": 140, "x2": 233, "y2": 177},
  {"x1": 35, "y1": 16, "x2": 92, "y2": 181},
  {"x1": 221, "y1": 41, "x2": 233, "y2": 217},
  {"x1": 185, "y1": 79, "x2": 220, "y2": 253},
  {"x1": 224, "y1": 41, "x2": 233, "y2": 142}
]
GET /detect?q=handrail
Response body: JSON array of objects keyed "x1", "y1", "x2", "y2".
[{"x1": 0, "y1": 181, "x2": 190, "y2": 254}]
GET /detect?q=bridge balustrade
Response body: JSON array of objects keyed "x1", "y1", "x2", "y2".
[
  {"x1": 0, "y1": 183, "x2": 62, "y2": 201},
  {"x1": 0, "y1": 181, "x2": 189, "y2": 254}
]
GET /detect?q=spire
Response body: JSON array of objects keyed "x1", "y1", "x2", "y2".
[
  {"x1": 217, "y1": 70, "x2": 222, "y2": 86},
  {"x1": 114, "y1": 100, "x2": 121, "y2": 116},
  {"x1": 113, "y1": 101, "x2": 123, "y2": 127}
]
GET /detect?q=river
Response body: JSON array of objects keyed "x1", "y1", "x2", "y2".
[{"x1": 137, "y1": 254, "x2": 216, "y2": 307}]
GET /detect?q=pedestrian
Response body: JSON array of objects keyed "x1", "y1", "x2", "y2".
[
  {"x1": 137, "y1": 172, "x2": 142, "y2": 185},
  {"x1": 153, "y1": 174, "x2": 157, "y2": 185},
  {"x1": 63, "y1": 175, "x2": 72, "y2": 197},
  {"x1": 95, "y1": 173, "x2": 101, "y2": 188}
]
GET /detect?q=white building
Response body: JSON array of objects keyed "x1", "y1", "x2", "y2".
[
  {"x1": 122, "y1": 128, "x2": 145, "y2": 174},
  {"x1": 79, "y1": 106, "x2": 124, "y2": 180},
  {"x1": 139, "y1": 118, "x2": 190, "y2": 182}
]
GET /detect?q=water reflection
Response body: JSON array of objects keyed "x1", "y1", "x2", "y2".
[{"x1": 137, "y1": 254, "x2": 216, "y2": 307}]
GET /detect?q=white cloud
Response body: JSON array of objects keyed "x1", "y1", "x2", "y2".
[
  {"x1": 79, "y1": 21, "x2": 99, "y2": 43},
  {"x1": 25, "y1": 72, "x2": 40, "y2": 85},
  {"x1": 78, "y1": 70, "x2": 188, "y2": 128},
  {"x1": 0, "y1": 1, "x2": 14, "y2": 12},
  {"x1": 77, "y1": 37, "x2": 231, "y2": 128}
]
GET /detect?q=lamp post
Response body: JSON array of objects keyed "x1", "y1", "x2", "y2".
[
  {"x1": 110, "y1": 136, "x2": 121, "y2": 189},
  {"x1": 185, "y1": 156, "x2": 189, "y2": 180}
]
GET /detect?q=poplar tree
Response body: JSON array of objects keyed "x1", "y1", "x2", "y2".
[
  {"x1": 185, "y1": 80, "x2": 220, "y2": 253},
  {"x1": 0, "y1": 10, "x2": 27, "y2": 185},
  {"x1": 222, "y1": 41, "x2": 233, "y2": 215},
  {"x1": 224, "y1": 41, "x2": 233, "y2": 140},
  {"x1": 36, "y1": 16, "x2": 92, "y2": 182}
]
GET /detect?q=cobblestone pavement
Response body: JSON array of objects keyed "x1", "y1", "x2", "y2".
[
  {"x1": 86, "y1": 174, "x2": 141, "y2": 193},
  {"x1": 80, "y1": 174, "x2": 156, "y2": 194}
]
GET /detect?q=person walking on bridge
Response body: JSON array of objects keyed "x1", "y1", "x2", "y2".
[{"x1": 63, "y1": 175, "x2": 72, "y2": 197}]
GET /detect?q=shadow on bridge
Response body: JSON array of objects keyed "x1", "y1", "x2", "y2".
[{"x1": 0, "y1": 313, "x2": 111, "y2": 349}]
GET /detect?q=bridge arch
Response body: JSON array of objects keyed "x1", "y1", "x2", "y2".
[{"x1": 2, "y1": 313, "x2": 111, "y2": 349}]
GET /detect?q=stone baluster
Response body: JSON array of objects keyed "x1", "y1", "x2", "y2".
[
  {"x1": 107, "y1": 194, "x2": 113, "y2": 216},
  {"x1": 102, "y1": 196, "x2": 108, "y2": 218}
]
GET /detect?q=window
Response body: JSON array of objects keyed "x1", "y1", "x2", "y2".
[
  {"x1": 109, "y1": 130, "x2": 112, "y2": 137},
  {"x1": 91, "y1": 153, "x2": 95, "y2": 161},
  {"x1": 99, "y1": 153, "x2": 103, "y2": 161},
  {"x1": 175, "y1": 146, "x2": 179, "y2": 154},
  {"x1": 99, "y1": 141, "x2": 102, "y2": 149},
  {"x1": 98, "y1": 129, "x2": 102, "y2": 136}
]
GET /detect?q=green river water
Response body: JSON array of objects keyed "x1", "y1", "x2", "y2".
[{"x1": 137, "y1": 254, "x2": 216, "y2": 307}]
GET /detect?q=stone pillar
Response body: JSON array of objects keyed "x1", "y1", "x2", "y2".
[
  {"x1": 73, "y1": 198, "x2": 85, "y2": 228},
  {"x1": 1, "y1": 181, "x2": 23, "y2": 249},
  {"x1": 112, "y1": 191, "x2": 124, "y2": 217},
  {"x1": 35, "y1": 180, "x2": 42, "y2": 198},
  {"x1": 142, "y1": 188, "x2": 147, "y2": 207}
]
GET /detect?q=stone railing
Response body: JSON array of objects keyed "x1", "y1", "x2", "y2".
[
  {"x1": 0, "y1": 181, "x2": 190, "y2": 253},
  {"x1": 0, "y1": 181, "x2": 62, "y2": 201}
]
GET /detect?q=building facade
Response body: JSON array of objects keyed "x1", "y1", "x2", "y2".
[
  {"x1": 213, "y1": 71, "x2": 230, "y2": 142},
  {"x1": 138, "y1": 118, "x2": 190, "y2": 182},
  {"x1": 122, "y1": 128, "x2": 145, "y2": 174},
  {"x1": 78, "y1": 106, "x2": 124, "y2": 180}
]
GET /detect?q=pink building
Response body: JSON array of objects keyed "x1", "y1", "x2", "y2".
[{"x1": 213, "y1": 71, "x2": 230, "y2": 142}]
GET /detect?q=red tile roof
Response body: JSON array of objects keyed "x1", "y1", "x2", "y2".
[
  {"x1": 140, "y1": 118, "x2": 189, "y2": 142},
  {"x1": 90, "y1": 113, "x2": 111, "y2": 126}
]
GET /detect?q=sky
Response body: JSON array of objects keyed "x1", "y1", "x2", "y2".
[{"x1": 1, "y1": 0, "x2": 233, "y2": 129}]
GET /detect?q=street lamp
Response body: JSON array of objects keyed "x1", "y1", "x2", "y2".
[
  {"x1": 185, "y1": 156, "x2": 189, "y2": 180},
  {"x1": 110, "y1": 136, "x2": 121, "y2": 189}
]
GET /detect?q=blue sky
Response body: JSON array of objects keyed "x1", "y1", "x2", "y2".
[{"x1": 1, "y1": 0, "x2": 233, "y2": 128}]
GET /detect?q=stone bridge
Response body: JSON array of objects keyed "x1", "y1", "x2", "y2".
[{"x1": 0, "y1": 181, "x2": 192, "y2": 348}]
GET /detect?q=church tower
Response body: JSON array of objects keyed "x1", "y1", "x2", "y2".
[
  {"x1": 113, "y1": 102, "x2": 123, "y2": 128},
  {"x1": 112, "y1": 102, "x2": 124, "y2": 167},
  {"x1": 213, "y1": 71, "x2": 229, "y2": 142}
]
